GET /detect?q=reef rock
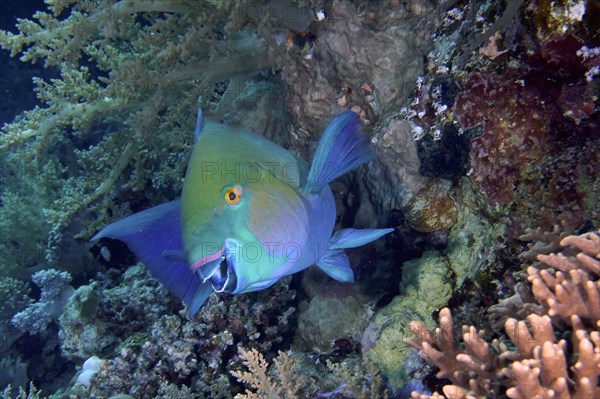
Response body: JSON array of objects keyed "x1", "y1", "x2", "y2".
[{"x1": 296, "y1": 280, "x2": 369, "y2": 353}]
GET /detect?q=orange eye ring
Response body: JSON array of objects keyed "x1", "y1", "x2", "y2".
[{"x1": 224, "y1": 186, "x2": 242, "y2": 205}]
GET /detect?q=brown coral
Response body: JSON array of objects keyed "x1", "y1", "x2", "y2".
[
  {"x1": 405, "y1": 230, "x2": 600, "y2": 398},
  {"x1": 230, "y1": 348, "x2": 306, "y2": 399},
  {"x1": 453, "y1": 34, "x2": 599, "y2": 237},
  {"x1": 404, "y1": 308, "x2": 504, "y2": 398},
  {"x1": 530, "y1": 231, "x2": 600, "y2": 327}
]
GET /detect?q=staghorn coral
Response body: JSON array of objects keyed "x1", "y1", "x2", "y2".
[
  {"x1": 405, "y1": 307, "x2": 505, "y2": 398},
  {"x1": 502, "y1": 314, "x2": 598, "y2": 399},
  {"x1": 529, "y1": 232, "x2": 600, "y2": 326},
  {"x1": 404, "y1": 229, "x2": 600, "y2": 398}
]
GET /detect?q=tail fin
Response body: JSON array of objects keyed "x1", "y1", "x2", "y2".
[
  {"x1": 304, "y1": 111, "x2": 373, "y2": 194},
  {"x1": 91, "y1": 200, "x2": 211, "y2": 316}
]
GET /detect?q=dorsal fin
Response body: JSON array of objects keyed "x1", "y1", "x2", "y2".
[{"x1": 193, "y1": 108, "x2": 204, "y2": 144}]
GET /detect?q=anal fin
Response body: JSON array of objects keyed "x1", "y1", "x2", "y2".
[
  {"x1": 328, "y1": 228, "x2": 394, "y2": 249},
  {"x1": 316, "y1": 227, "x2": 394, "y2": 283},
  {"x1": 316, "y1": 249, "x2": 354, "y2": 283}
]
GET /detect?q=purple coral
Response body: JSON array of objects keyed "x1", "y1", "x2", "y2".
[{"x1": 454, "y1": 33, "x2": 599, "y2": 236}]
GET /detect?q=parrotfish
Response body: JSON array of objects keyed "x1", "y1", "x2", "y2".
[{"x1": 92, "y1": 110, "x2": 393, "y2": 316}]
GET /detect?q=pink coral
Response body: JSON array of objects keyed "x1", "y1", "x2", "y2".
[{"x1": 405, "y1": 230, "x2": 600, "y2": 398}]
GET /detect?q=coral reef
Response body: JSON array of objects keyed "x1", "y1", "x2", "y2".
[
  {"x1": 363, "y1": 117, "x2": 429, "y2": 215},
  {"x1": 0, "y1": 159, "x2": 63, "y2": 280},
  {"x1": 0, "y1": 355, "x2": 28, "y2": 392},
  {"x1": 231, "y1": 347, "x2": 390, "y2": 399},
  {"x1": 454, "y1": 65, "x2": 598, "y2": 236},
  {"x1": 1, "y1": 0, "x2": 599, "y2": 397},
  {"x1": 0, "y1": 277, "x2": 31, "y2": 352},
  {"x1": 448, "y1": 1, "x2": 599, "y2": 236},
  {"x1": 364, "y1": 178, "x2": 505, "y2": 390},
  {"x1": 295, "y1": 280, "x2": 370, "y2": 353},
  {"x1": 403, "y1": 180, "x2": 457, "y2": 233},
  {"x1": 57, "y1": 264, "x2": 180, "y2": 362},
  {"x1": 11, "y1": 269, "x2": 74, "y2": 336},
  {"x1": 88, "y1": 276, "x2": 296, "y2": 398},
  {"x1": 394, "y1": 0, "x2": 600, "y2": 237},
  {"x1": 405, "y1": 230, "x2": 600, "y2": 398},
  {"x1": 0, "y1": 383, "x2": 45, "y2": 399},
  {"x1": 0, "y1": 0, "x2": 290, "y2": 276},
  {"x1": 362, "y1": 0, "x2": 599, "y2": 390},
  {"x1": 281, "y1": 0, "x2": 435, "y2": 156}
]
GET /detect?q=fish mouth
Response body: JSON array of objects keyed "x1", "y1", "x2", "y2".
[{"x1": 192, "y1": 245, "x2": 237, "y2": 293}]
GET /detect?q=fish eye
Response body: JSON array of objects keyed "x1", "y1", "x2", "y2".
[{"x1": 224, "y1": 186, "x2": 242, "y2": 205}]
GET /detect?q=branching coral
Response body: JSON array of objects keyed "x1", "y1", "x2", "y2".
[
  {"x1": 325, "y1": 354, "x2": 389, "y2": 399},
  {"x1": 0, "y1": 382, "x2": 45, "y2": 399},
  {"x1": 530, "y1": 232, "x2": 600, "y2": 326},
  {"x1": 404, "y1": 308, "x2": 505, "y2": 398},
  {"x1": 231, "y1": 348, "x2": 304, "y2": 399},
  {"x1": 502, "y1": 314, "x2": 598, "y2": 399},
  {"x1": 405, "y1": 230, "x2": 600, "y2": 398},
  {"x1": 0, "y1": 0, "x2": 285, "y2": 271},
  {"x1": 229, "y1": 345, "x2": 391, "y2": 399},
  {"x1": 0, "y1": 277, "x2": 31, "y2": 352}
]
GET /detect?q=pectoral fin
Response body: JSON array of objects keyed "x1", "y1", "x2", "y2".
[{"x1": 91, "y1": 200, "x2": 212, "y2": 316}]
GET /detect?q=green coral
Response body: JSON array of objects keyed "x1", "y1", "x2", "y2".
[
  {"x1": 0, "y1": 277, "x2": 32, "y2": 352},
  {"x1": 366, "y1": 178, "x2": 506, "y2": 390},
  {"x1": 0, "y1": 158, "x2": 62, "y2": 279},
  {"x1": 366, "y1": 250, "x2": 453, "y2": 390},
  {"x1": 0, "y1": 383, "x2": 46, "y2": 399},
  {"x1": 0, "y1": 0, "x2": 291, "y2": 274}
]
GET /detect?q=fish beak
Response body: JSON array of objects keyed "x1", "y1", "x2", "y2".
[
  {"x1": 192, "y1": 244, "x2": 238, "y2": 293},
  {"x1": 194, "y1": 256, "x2": 221, "y2": 283}
]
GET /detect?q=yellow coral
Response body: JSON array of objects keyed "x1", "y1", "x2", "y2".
[{"x1": 231, "y1": 348, "x2": 304, "y2": 399}]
